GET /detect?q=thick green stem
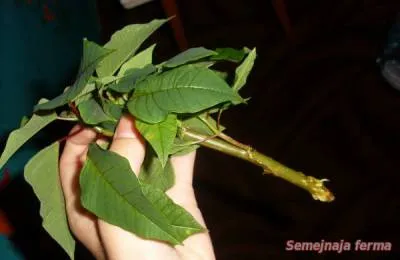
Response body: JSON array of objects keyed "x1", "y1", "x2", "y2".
[{"x1": 180, "y1": 127, "x2": 334, "y2": 202}]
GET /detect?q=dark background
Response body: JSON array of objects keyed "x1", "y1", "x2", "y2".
[{"x1": 2, "y1": 0, "x2": 400, "y2": 259}]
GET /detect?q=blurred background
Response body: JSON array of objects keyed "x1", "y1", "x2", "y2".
[{"x1": 1, "y1": 0, "x2": 400, "y2": 259}]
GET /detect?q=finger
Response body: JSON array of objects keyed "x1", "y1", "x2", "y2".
[
  {"x1": 166, "y1": 151, "x2": 197, "y2": 207},
  {"x1": 109, "y1": 115, "x2": 145, "y2": 175},
  {"x1": 59, "y1": 125, "x2": 97, "y2": 207},
  {"x1": 59, "y1": 125, "x2": 106, "y2": 260}
]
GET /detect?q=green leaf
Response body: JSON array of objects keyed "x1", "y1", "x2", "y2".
[
  {"x1": 80, "y1": 144, "x2": 204, "y2": 245},
  {"x1": 181, "y1": 114, "x2": 225, "y2": 136},
  {"x1": 163, "y1": 47, "x2": 217, "y2": 68},
  {"x1": 139, "y1": 148, "x2": 175, "y2": 191},
  {"x1": 99, "y1": 121, "x2": 118, "y2": 134},
  {"x1": 78, "y1": 98, "x2": 112, "y2": 125},
  {"x1": 34, "y1": 39, "x2": 113, "y2": 111},
  {"x1": 101, "y1": 99, "x2": 123, "y2": 122},
  {"x1": 211, "y1": 47, "x2": 246, "y2": 62},
  {"x1": 108, "y1": 65, "x2": 156, "y2": 93},
  {"x1": 169, "y1": 138, "x2": 199, "y2": 156},
  {"x1": 24, "y1": 142, "x2": 75, "y2": 259},
  {"x1": 136, "y1": 114, "x2": 178, "y2": 167},
  {"x1": 74, "y1": 82, "x2": 96, "y2": 106},
  {"x1": 95, "y1": 76, "x2": 117, "y2": 86},
  {"x1": 127, "y1": 65, "x2": 243, "y2": 123},
  {"x1": 191, "y1": 61, "x2": 216, "y2": 68},
  {"x1": 232, "y1": 47, "x2": 257, "y2": 92},
  {"x1": 0, "y1": 111, "x2": 57, "y2": 170},
  {"x1": 96, "y1": 19, "x2": 167, "y2": 77},
  {"x1": 118, "y1": 44, "x2": 156, "y2": 76},
  {"x1": 20, "y1": 115, "x2": 29, "y2": 128}
]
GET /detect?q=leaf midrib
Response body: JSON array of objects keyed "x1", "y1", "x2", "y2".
[{"x1": 133, "y1": 85, "x2": 236, "y2": 99}]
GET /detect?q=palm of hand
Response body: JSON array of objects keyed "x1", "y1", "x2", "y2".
[{"x1": 59, "y1": 116, "x2": 215, "y2": 260}]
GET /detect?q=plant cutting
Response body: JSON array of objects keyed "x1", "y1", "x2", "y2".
[{"x1": 0, "y1": 18, "x2": 334, "y2": 259}]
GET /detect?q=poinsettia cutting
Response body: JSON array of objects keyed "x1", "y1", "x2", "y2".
[{"x1": 0, "y1": 19, "x2": 334, "y2": 259}]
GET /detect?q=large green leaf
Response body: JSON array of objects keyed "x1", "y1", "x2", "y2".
[
  {"x1": 139, "y1": 148, "x2": 175, "y2": 191},
  {"x1": 118, "y1": 44, "x2": 156, "y2": 76},
  {"x1": 127, "y1": 65, "x2": 243, "y2": 123},
  {"x1": 96, "y1": 19, "x2": 167, "y2": 77},
  {"x1": 0, "y1": 111, "x2": 57, "y2": 170},
  {"x1": 78, "y1": 98, "x2": 112, "y2": 125},
  {"x1": 34, "y1": 39, "x2": 113, "y2": 111},
  {"x1": 163, "y1": 47, "x2": 217, "y2": 68},
  {"x1": 136, "y1": 114, "x2": 178, "y2": 167},
  {"x1": 80, "y1": 144, "x2": 204, "y2": 245},
  {"x1": 232, "y1": 47, "x2": 257, "y2": 92},
  {"x1": 24, "y1": 142, "x2": 75, "y2": 259}
]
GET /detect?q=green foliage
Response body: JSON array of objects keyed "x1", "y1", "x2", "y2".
[
  {"x1": 139, "y1": 148, "x2": 175, "y2": 191},
  {"x1": 34, "y1": 40, "x2": 113, "y2": 111},
  {"x1": 78, "y1": 98, "x2": 112, "y2": 125},
  {"x1": 25, "y1": 142, "x2": 75, "y2": 259},
  {"x1": 127, "y1": 65, "x2": 243, "y2": 123},
  {"x1": 136, "y1": 114, "x2": 178, "y2": 167},
  {"x1": 96, "y1": 19, "x2": 167, "y2": 77},
  {"x1": 108, "y1": 65, "x2": 156, "y2": 93},
  {"x1": 163, "y1": 47, "x2": 217, "y2": 68},
  {"x1": 211, "y1": 47, "x2": 247, "y2": 62},
  {"x1": 233, "y1": 48, "x2": 257, "y2": 92},
  {"x1": 0, "y1": 111, "x2": 56, "y2": 170},
  {"x1": 80, "y1": 144, "x2": 204, "y2": 245},
  {"x1": 0, "y1": 18, "x2": 263, "y2": 258},
  {"x1": 118, "y1": 44, "x2": 156, "y2": 76}
]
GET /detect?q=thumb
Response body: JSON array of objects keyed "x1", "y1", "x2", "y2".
[{"x1": 109, "y1": 115, "x2": 146, "y2": 175}]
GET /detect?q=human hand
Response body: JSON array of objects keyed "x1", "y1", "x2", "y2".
[{"x1": 59, "y1": 115, "x2": 215, "y2": 260}]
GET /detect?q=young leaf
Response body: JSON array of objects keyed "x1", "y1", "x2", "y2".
[
  {"x1": 80, "y1": 144, "x2": 204, "y2": 245},
  {"x1": 0, "y1": 111, "x2": 57, "y2": 170},
  {"x1": 118, "y1": 44, "x2": 156, "y2": 76},
  {"x1": 163, "y1": 47, "x2": 217, "y2": 68},
  {"x1": 78, "y1": 98, "x2": 112, "y2": 125},
  {"x1": 127, "y1": 65, "x2": 243, "y2": 123},
  {"x1": 108, "y1": 65, "x2": 157, "y2": 93},
  {"x1": 211, "y1": 47, "x2": 246, "y2": 62},
  {"x1": 136, "y1": 114, "x2": 178, "y2": 167},
  {"x1": 24, "y1": 142, "x2": 75, "y2": 260},
  {"x1": 34, "y1": 39, "x2": 113, "y2": 111},
  {"x1": 232, "y1": 47, "x2": 257, "y2": 92},
  {"x1": 139, "y1": 149, "x2": 175, "y2": 191},
  {"x1": 96, "y1": 19, "x2": 167, "y2": 77}
]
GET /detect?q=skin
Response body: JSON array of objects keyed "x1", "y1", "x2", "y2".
[{"x1": 59, "y1": 115, "x2": 215, "y2": 260}]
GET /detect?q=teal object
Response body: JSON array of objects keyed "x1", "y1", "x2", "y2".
[
  {"x1": 0, "y1": 0, "x2": 100, "y2": 178},
  {"x1": 0, "y1": 235, "x2": 22, "y2": 260}
]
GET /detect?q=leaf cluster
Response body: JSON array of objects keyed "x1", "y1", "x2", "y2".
[{"x1": 0, "y1": 18, "x2": 257, "y2": 258}]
